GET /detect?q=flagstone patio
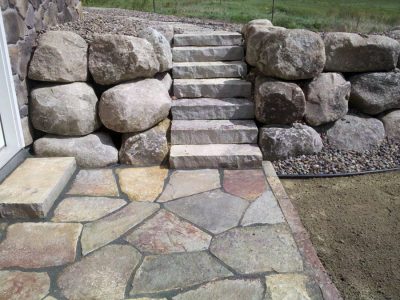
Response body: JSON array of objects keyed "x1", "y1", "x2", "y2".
[{"x1": 0, "y1": 161, "x2": 325, "y2": 299}]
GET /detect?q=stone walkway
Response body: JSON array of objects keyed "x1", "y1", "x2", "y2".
[{"x1": 0, "y1": 163, "x2": 325, "y2": 299}]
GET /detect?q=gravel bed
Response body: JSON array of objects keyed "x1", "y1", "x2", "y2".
[
  {"x1": 51, "y1": 7, "x2": 241, "y2": 42},
  {"x1": 273, "y1": 137, "x2": 400, "y2": 176}
]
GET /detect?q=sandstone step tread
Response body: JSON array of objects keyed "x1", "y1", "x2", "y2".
[
  {"x1": 172, "y1": 46, "x2": 244, "y2": 62},
  {"x1": 173, "y1": 78, "x2": 251, "y2": 98},
  {"x1": 171, "y1": 98, "x2": 255, "y2": 120},
  {"x1": 0, "y1": 157, "x2": 76, "y2": 218},
  {"x1": 171, "y1": 120, "x2": 258, "y2": 145},
  {"x1": 170, "y1": 144, "x2": 263, "y2": 169},
  {"x1": 174, "y1": 31, "x2": 243, "y2": 46},
  {"x1": 173, "y1": 61, "x2": 247, "y2": 79}
]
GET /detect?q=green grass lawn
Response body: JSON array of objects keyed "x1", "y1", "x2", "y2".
[{"x1": 82, "y1": 0, "x2": 400, "y2": 33}]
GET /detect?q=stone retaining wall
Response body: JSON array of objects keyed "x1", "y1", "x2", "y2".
[
  {"x1": 244, "y1": 20, "x2": 400, "y2": 160},
  {"x1": 1, "y1": 0, "x2": 81, "y2": 146}
]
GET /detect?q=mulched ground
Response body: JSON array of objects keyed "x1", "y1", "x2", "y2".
[{"x1": 282, "y1": 173, "x2": 400, "y2": 300}]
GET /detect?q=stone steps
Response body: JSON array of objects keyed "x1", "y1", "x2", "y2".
[
  {"x1": 173, "y1": 78, "x2": 252, "y2": 99},
  {"x1": 171, "y1": 98, "x2": 254, "y2": 120},
  {"x1": 174, "y1": 31, "x2": 243, "y2": 46},
  {"x1": 172, "y1": 61, "x2": 247, "y2": 79},
  {"x1": 169, "y1": 144, "x2": 263, "y2": 169},
  {"x1": 171, "y1": 120, "x2": 258, "y2": 145},
  {"x1": 172, "y1": 46, "x2": 244, "y2": 62},
  {"x1": 170, "y1": 30, "x2": 261, "y2": 169},
  {"x1": 0, "y1": 157, "x2": 76, "y2": 218}
]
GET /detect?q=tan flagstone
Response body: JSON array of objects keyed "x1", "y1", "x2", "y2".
[
  {"x1": 158, "y1": 169, "x2": 221, "y2": 202},
  {"x1": 116, "y1": 167, "x2": 168, "y2": 201},
  {"x1": 265, "y1": 273, "x2": 323, "y2": 299},
  {"x1": 173, "y1": 279, "x2": 264, "y2": 300},
  {"x1": 0, "y1": 222, "x2": 82, "y2": 269},
  {"x1": 81, "y1": 201, "x2": 160, "y2": 255},
  {"x1": 58, "y1": 244, "x2": 141, "y2": 300},
  {"x1": 0, "y1": 157, "x2": 76, "y2": 218},
  {"x1": 67, "y1": 169, "x2": 119, "y2": 197},
  {"x1": 52, "y1": 197, "x2": 127, "y2": 222},
  {"x1": 43, "y1": 297, "x2": 58, "y2": 300},
  {"x1": 125, "y1": 209, "x2": 211, "y2": 254},
  {"x1": 0, "y1": 270, "x2": 50, "y2": 300}
]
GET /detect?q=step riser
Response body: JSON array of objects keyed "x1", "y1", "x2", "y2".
[
  {"x1": 173, "y1": 46, "x2": 244, "y2": 62},
  {"x1": 171, "y1": 129, "x2": 258, "y2": 145},
  {"x1": 172, "y1": 103, "x2": 255, "y2": 120},
  {"x1": 174, "y1": 81, "x2": 252, "y2": 99},
  {"x1": 173, "y1": 63, "x2": 247, "y2": 79},
  {"x1": 174, "y1": 33, "x2": 243, "y2": 47},
  {"x1": 170, "y1": 145, "x2": 263, "y2": 169}
]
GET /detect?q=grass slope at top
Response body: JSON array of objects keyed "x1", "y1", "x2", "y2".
[{"x1": 82, "y1": 0, "x2": 400, "y2": 33}]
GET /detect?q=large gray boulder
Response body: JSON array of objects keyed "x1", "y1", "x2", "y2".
[
  {"x1": 89, "y1": 34, "x2": 159, "y2": 85},
  {"x1": 326, "y1": 114, "x2": 386, "y2": 152},
  {"x1": 303, "y1": 73, "x2": 351, "y2": 126},
  {"x1": 28, "y1": 31, "x2": 88, "y2": 82},
  {"x1": 349, "y1": 72, "x2": 400, "y2": 115},
  {"x1": 99, "y1": 79, "x2": 171, "y2": 133},
  {"x1": 34, "y1": 132, "x2": 118, "y2": 168},
  {"x1": 255, "y1": 77, "x2": 305, "y2": 125},
  {"x1": 259, "y1": 124, "x2": 323, "y2": 160},
  {"x1": 247, "y1": 28, "x2": 326, "y2": 80},
  {"x1": 138, "y1": 28, "x2": 172, "y2": 72},
  {"x1": 323, "y1": 33, "x2": 400, "y2": 72},
  {"x1": 379, "y1": 110, "x2": 400, "y2": 142},
  {"x1": 31, "y1": 83, "x2": 101, "y2": 136},
  {"x1": 119, "y1": 119, "x2": 170, "y2": 166}
]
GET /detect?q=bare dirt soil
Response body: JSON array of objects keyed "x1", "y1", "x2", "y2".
[{"x1": 282, "y1": 172, "x2": 400, "y2": 300}]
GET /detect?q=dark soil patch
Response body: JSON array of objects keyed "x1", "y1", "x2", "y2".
[{"x1": 282, "y1": 173, "x2": 400, "y2": 300}]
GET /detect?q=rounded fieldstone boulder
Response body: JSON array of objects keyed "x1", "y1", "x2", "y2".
[
  {"x1": 242, "y1": 19, "x2": 273, "y2": 39},
  {"x1": 388, "y1": 29, "x2": 400, "y2": 67},
  {"x1": 255, "y1": 77, "x2": 305, "y2": 125},
  {"x1": 31, "y1": 82, "x2": 101, "y2": 136},
  {"x1": 379, "y1": 110, "x2": 400, "y2": 142},
  {"x1": 303, "y1": 73, "x2": 351, "y2": 126},
  {"x1": 250, "y1": 28, "x2": 326, "y2": 80},
  {"x1": 119, "y1": 118, "x2": 170, "y2": 166},
  {"x1": 259, "y1": 124, "x2": 323, "y2": 160},
  {"x1": 33, "y1": 132, "x2": 118, "y2": 168},
  {"x1": 323, "y1": 33, "x2": 400, "y2": 72},
  {"x1": 326, "y1": 114, "x2": 386, "y2": 152},
  {"x1": 138, "y1": 28, "x2": 172, "y2": 72},
  {"x1": 349, "y1": 72, "x2": 400, "y2": 115},
  {"x1": 28, "y1": 31, "x2": 88, "y2": 82},
  {"x1": 89, "y1": 34, "x2": 160, "y2": 85},
  {"x1": 99, "y1": 79, "x2": 171, "y2": 133}
]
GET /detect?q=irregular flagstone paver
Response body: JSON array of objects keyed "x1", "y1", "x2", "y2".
[
  {"x1": 127, "y1": 298, "x2": 167, "y2": 300},
  {"x1": 43, "y1": 297, "x2": 58, "y2": 300},
  {"x1": 52, "y1": 197, "x2": 127, "y2": 222},
  {"x1": 241, "y1": 190, "x2": 285, "y2": 226},
  {"x1": 67, "y1": 169, "x2": 119, "y2": 197},
  {"x1": 125, "y1": 209, "x2": 211, "y2": 254},
  {"x1": 173, "y1": 279, "x2": 264, "y2": 300},
  {"x1": 223, "y1": 169, "x2": 267, "y2": 201},
  {"x1": 0, "y1": 157, "x2": 76, "y2": 218},
  {"x1": 165, "y1": 189, "x2": 249, "y2": 234},
  {"x1": 210, "y1": 225, "x2": 303, "y2": 274},
  {"x1": 117, "y1": 167, "x2": 168, "y2": 201},
  {"x1": 0, "y1": 270, "x2": 50, "y2": 300},
  {"x1": 81, "y1": 201, "x2": 159, "y2": 255},
  {"x1": 58, "y1": 244, "x2": 141, "y2": 300},
  {"x1": 265, "y1": 273, "x2": 324, "y2": 300},
  {"x1": 158, "y1": 169, "x2": 221, "y2": 202},
  {"x1": 0, "y1": 223, "x2": 82, "y2": 269},
  {"x1": 130, "y1": 251, "x2": 232, "y2": 295}
]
